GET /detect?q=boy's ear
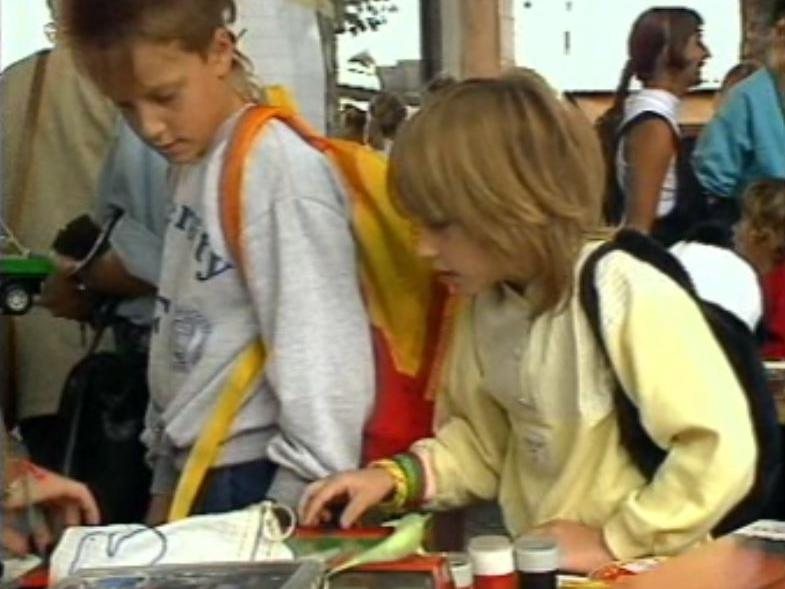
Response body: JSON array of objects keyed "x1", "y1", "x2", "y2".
[{"x1": 208, "y1": 27, "x2": 236, "y2": 78}]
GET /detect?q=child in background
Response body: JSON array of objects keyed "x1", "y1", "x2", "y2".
[
  {"x1": 735, "y1": 178, "x2": 785, "y2": 359},
  {"x1": 299, "y1": 74, "x2": 757, "y2": 573},
  {"x1": 366, "y1": 92, "x2": 407, "y2": 154},
  {"x1": 60, "y1": 0, "x2": 374, "y2": 522}
]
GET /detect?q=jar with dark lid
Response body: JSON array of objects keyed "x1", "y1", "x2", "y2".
[{"x1": 513, "y1": 536, "x2": 559, "y2": 589}]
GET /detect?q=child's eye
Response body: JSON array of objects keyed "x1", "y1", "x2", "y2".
[
  {"x1": 152, "y1": 92, "x2": 178, "y2": 105},
  {"x1": 424, "y1": 220, "x2": 453, "y2": 232}
]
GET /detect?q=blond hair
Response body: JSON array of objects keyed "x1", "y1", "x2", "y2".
[
  {"x1": 60, "y1": 0, "x2": 261, "y2": 102},
  {"x1": 389, "y1": 72, "x2": 607, "y2": 314},
  {"x1": 743, "y1": 178, "x2": 785, "y2": 263}
]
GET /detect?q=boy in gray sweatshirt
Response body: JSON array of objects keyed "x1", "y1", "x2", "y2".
[{"x1": 61, "y1": 0, "x2": 374, "y2": 522}]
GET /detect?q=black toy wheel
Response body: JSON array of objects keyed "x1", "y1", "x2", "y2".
[{"x1": 2, "y1": 282, "x2": 33, "y2": 314}]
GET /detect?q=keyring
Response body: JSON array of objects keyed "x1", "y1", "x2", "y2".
[{"x1": 259, "y1": 500, "x2": 296, "y2": 544}]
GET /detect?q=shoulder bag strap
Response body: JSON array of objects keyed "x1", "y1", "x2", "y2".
[
  {"x1": 7, "y1": 49, "x2": 51, "y2": 231},
  {"x1": 167, "y1": 106, "x2": 278, "y2": 522}
]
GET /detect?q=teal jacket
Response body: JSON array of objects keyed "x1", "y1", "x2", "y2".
[{"x1": 693, "y1": 69, "x2": 785, "y2": 198}]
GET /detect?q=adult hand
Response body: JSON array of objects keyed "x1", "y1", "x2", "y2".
[
  {"x1": 39, "y1": 257, "x2": 91, "y2": 320},
  {"x1": 531, "y1": 519, "x2": 615, "y2": 574},
  {"x1": 298, "y1": 467, "x2": 395, "y2": 529},
  {"x1": 144, "y1": 494, "x2": 172, "y2": 527}
]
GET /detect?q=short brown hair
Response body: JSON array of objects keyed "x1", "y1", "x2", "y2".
[
  {"x1": 389, "y1": 72, "x2": 606, "y2": 314},
  {"x1": 63, "y1": 0, "x2": 234, "y2": 51},
  {"x1": 743, "y1": 178, "x2": 785, "y2": 263},
  {"x1": 369, "y1": 92, "x2": 407, "y2": 139},
  {"x1": 60, "y1": 0, "x2": 258, "y2": 100}
]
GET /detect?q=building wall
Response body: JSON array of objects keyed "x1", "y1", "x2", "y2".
[
  {"x1": 438, "y1": 0, "x2": 515, "y2": 79},
  {"x1": 572, "y1": 91, "x2": 719, "y2": 127}
]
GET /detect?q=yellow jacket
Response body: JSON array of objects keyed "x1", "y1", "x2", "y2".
[{"x1": 413, "y1": 244, "x2": 757, "y2": 559}]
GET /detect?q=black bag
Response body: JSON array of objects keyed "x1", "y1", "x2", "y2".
[
  {"x1": 58, "y1": 329, "x2": 151, "y2": 524},
  {"x1": 579, "y1": 229, "x2": 782, "y2": 535},
  {"x1": 52, "y1": 209, "x2": 151, "y2": 523}
]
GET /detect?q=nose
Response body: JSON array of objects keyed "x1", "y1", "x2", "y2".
[
  {"x1": 416, "y1": 227, "x2": 438, "y2": 259},
  {"x1": 132, "y1": 102, "x2": 168, "y2": 145}
]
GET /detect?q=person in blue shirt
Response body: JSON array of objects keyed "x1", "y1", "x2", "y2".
[
  {"x1": 39, "y1": 122, "x2": 169, "y2": 524},
  {"x1": 42, "y1": 121, "x2": 169, "y2": 333},
  {"x1": 692, "y1": 0, "x2": 785, "y2": 200}
]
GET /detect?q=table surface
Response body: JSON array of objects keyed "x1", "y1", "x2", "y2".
[{"x1": 616, "y1": 536, "x2": 785, "y2": 589}]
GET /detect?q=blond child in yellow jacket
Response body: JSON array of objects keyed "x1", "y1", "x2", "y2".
[{"x1": 299, "y1": 73, "x2": 758, "y2": 574}]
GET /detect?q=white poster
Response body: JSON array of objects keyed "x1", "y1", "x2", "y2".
[{"x1": 235, "y1": 0, "x2": 326, "y2": 132}]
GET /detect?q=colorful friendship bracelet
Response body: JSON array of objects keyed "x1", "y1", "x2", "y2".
[
  {"x1": 370, "y1": 458, "x2": 409, "y2": 511},
  {"x1": 391, "y1": 452, "x2": 425, "y2": 506},
  {"x1": 369, "y1": 452, "x2": 428, "y2": 512}
]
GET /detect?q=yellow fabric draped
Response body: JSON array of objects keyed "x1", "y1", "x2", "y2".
[{"x1": 325, "y1": 138, "x2": 436, "y2": 375}]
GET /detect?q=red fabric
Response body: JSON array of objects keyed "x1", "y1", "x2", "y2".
[
  {"x1": 762, "y1": 263, "x2": 785, "y2": 359},
  {"x1": 362, "y1": 325, "x2": 435, "y2": 463},
  {"x1": 472, "y1": 574, "x2": 517, "y2": 589},
  {"x1": 362, "y1": 282, "x2": 451, "y2": 463}
]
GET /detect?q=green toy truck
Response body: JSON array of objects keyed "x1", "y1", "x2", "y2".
[{"x1": 0, "y1": 218, "x2": 54, "y2": 315}]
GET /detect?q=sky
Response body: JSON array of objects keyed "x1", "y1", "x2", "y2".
[
  {"x1": 1, "y1": 0, "x2": 741, "y2": 91},
  {"x1": 515, "y1": 0, "x2": 741, "y2": 91},
  {"x1": 0, "y1": 0, "x2": 52, "y2": 69},
  {"x1": 337, "y1": 2, "x2": 420, "y2": 89}
]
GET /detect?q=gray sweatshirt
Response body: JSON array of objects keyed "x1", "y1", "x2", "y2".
[{"x1": 143, "y1": 111, "x2": 375, "y2": 506}]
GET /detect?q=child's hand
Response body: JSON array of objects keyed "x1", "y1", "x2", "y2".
[
  {"x1": 3, "y1": 461, "x2": 100, "y2": 555},
  {"x1": 298, "y1": 468, "x2": 396, "y2": 529},
  {"x1": 531, "y1": 519, "x2": 614, "y2": 574},
  {"x1": 3, "y1": 462, "x2": 100, "y2": 524}
]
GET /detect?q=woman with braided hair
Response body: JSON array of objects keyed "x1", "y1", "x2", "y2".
[{"x1": 597, "y1": 7, "x2": 710, "y2": 244}]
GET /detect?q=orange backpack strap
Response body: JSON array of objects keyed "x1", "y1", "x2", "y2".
[
  {"x1": 220, "y1": 106, "x2": 279, "y2": 272},
  {"x1": 220, "y1": 105, "x2": 329, "y2": 269}
]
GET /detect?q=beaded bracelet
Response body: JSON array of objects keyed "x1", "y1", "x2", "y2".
[
  {"x1": 369, "y1": 452, "x2": 427, "y2": 511},
  {"x1": 370, "y1": 459, "x2": 408, "y2": 511},
  {"x1": 391, "y1": 452, "x2": 425, "y2": 506}
]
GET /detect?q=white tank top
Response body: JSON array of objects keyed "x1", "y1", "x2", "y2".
[{"x1": 615, "y1": 89, "x2": 681, "y2": 218}]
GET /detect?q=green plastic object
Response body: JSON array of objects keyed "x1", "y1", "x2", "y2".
[
  {"x1": 327, "y1": 513, "x2": 432, "y2": 576},
  {"x1": 1, "y1": 219, "x2": 54, "y2": 315},
  {"x1": 0, "y1": 254, "x2": 54, "y2": 276}
]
